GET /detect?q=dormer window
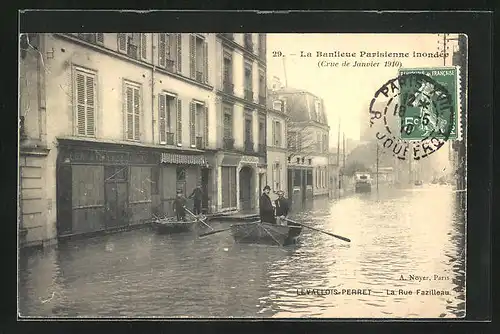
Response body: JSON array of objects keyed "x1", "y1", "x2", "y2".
[{"x1": 273, "y1": 100, "x2": 283, "y2": 111}]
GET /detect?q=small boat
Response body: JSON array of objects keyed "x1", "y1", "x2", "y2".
[
  {"x1": 152, "y1": 217, "x2": 194, "y2": 234},
  {"x1": 230, "y1": 221, "x2": 302, "y2": 246}
]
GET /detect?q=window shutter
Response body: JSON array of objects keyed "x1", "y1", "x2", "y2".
[
  {"x1": 204, "y1": 105, "x2": 209, "y2": 148},
  {"x1": 190, "y1": 102, "x2": 196, "y2": 146},
  {"x1": 96, "y1": 33, "x2": 104, "y2": 44},
  {"x1": 76, "y1": 72, "x2": 86, "y2": 135},
  {"x1": 118, "y1": 33, "x2": 127, "y2": 52},
  {"x1": 133, "y1": 88, "x2": 140, "y2": 140},
  {"x1": 203, "y1": 41, "x2": 208, "y2": 84},
  {"x1": 86, "y1": 75, "x2": 95, "y2": 136},
  {"x1": 158, "y1": 34, "x2": 166, "y2": 67},
  {"x1": 159, "y1": 94, "x2": 166, "y2": 143},
  {"x1": 176, "y1": 33, "x2": 182, "y2": 73},
  {"x1": 176, "y1": 99, "x2": 182, "y2": 145},
  {"x1": 189, "y1": 34, "x2": 196, "y2": 78},
  {"x1": 140, "y1": 33, "x2": 147, "y2": 60},
  {"x1": 126, "y1": 86, "x2": 134, "y2": 140}
]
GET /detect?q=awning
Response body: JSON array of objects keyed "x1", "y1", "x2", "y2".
[
  {"x1": 221, "y1": 155, "x2": 241, "y2": 166},
  {"x1": 160, "y1": 152, "x2": 206, "y2": 165}
]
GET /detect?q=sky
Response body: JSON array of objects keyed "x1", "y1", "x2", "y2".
[{"x1": 266, "y1": 33, "x2": 459, "y2": 149}]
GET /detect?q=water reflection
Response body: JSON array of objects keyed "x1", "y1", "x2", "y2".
[{"x1": 19, "y1": 185, "x2": 466, "y2": 318}]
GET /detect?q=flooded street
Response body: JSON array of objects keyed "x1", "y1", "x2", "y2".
[{"x1": 18, "y1": 184, "x2": 465, "y2": 318}]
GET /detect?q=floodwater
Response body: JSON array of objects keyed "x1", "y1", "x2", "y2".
[{"x1": 18, "y1": 184, "x2": 466, "y2": 318}]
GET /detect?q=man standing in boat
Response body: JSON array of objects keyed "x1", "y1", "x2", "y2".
[
  {"x1": 274, "y1": 190, "x2": 290, "y2": 226},
  {"x1": 259, "y1": 185, "x2": 276, "y2": 224},
  {"x1": 173, "y1": 190, "x2": 187, "y2": 222},
  {"x1": 188, "y1": 184, "x2": 203, "y2": 215}
]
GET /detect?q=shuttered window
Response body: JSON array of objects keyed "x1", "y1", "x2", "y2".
[
  {"x1": 74, "y1": 68, "x2": 96, "y2": 137},
  {"x1": 189, "y1": 102, "x2": 196, "y2": 147},
  {"x1": 117, "y1": 33, "x2": 145, "y2": 60},
  {"x1": 140, "y1": 33, "x2": 147, "y2": 60},
  {"x1": 158, "y1": 92, "x2": 177, "y2": 145},
  {"x1": 158, "y1": 33, "x2": 181, "y2": 72},
  {"x1": 189, "y1": 34, "x2": 209, "y2": 83},
  {"x1": 124, "y1": 82, "x2": 141, "y2": 141},
  {"x1": 176, "y1": 99, "x2": 183, "y2": 145}
]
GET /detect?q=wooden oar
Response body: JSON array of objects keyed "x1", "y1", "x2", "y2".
[
  {"x1": 284, "y1": 218, "x2": 351, "y2": 243},
  {"x1": 199, "y1": 227, "x2": 232, "y2": 237},
  {"x1": 184, "y1": 206, "x2": 213, "y2": 230}
]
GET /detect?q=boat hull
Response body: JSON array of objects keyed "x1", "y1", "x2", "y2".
[
  {"x1": 230, "y1": 222, "x2": 302, "y2": 246},
  {"x1": 152, "y1": 219, "x2": 194, "y2": 234}
]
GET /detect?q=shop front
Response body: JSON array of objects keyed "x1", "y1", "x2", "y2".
[{"x1": 56, "y1": 139, "x2": 206, "y2": 237}]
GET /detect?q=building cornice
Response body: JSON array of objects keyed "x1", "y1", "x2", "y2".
[
  {"x1": 217, "y1": 90, "x2": 267, "y2": 112},
  {"x1": 217, "y1": 34, "x2": 267, "y2": 68}
]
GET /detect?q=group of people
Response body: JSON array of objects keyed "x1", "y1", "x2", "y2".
[
  {"x1": 172, "y1": 183, "x2": 291, "y2": 225},
  {"x1": 172, "y1": 185, "x2": 203, "y2": 222},
  {"x1": 259, "y1": 185, "x2": 291, "y2": 226}
]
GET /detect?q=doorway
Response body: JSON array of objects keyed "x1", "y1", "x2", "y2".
[
  {"x1": 104, "y1": 166, "x2": 129, "y2": 229},
  {"x1": 239, "y1": 166, "x2": 253, "y2": 211}
]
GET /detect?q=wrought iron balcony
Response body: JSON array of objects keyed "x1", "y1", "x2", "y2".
[
  {"x1": 244, "y1": 89, "x2": 254, "y2": 102},
  {"x1": 258, "y1": 95, "x2": 266, "y2": 105},
  {"x1": 223, "y1": 137, "x2": 235, "y2": 150},
  {"x1": 223, "y1": 81, "x2": 234, "y2": 94},
  {"x1": 127, "y1": 44, "x2": 138, "y2": 59},
  {"x1": 219, "y1": 33, "x2": 234, "y2": 40},
  {"x1": 244, "y1": 141, "x2": 254, "y2": 153},
  {"x1": 196, "y1": 136, "x2": 204, "y2": 149},
  {"x1": 165, "y1": 59, "x2": 175, "y2": 72},
  {"x1": 166, "y1": 132, "x2": 175, "y2": 145},
  {"x1": 196, "y1": 71, "x2": 203, "y2": 82},
  {"x1": 258, "y1": 143, "x2": 266, "y2": 154}
]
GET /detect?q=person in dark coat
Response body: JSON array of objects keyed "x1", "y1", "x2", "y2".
[
  {"x1": 274, "y1": 190, "x2": 290, "y2": 225},
  {"x1": 259, "y1": 185, "x2": 276, "y2": 224},
  {"x1": 188, "y1": 185, "x2": 203, "y2": 215},
  {"x1": 172, "y1": 191, "x2": 187, "y2": 222}
]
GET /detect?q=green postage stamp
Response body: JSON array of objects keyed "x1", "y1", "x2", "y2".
[{"x1": 397, "y1": 67, "x2": 461, "y2": 141}]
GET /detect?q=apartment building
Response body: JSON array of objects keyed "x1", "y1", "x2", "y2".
[
  {"x1": 212, "y1": 33, "x2": 267, "y2": 212},
  {"x1": 19, "y1": 33, "x2": 221, "y2": 246},
  {"x1": 269, "y1": 84, "x2": 330, "y2": 201},
  {"x1": 266, "y1": 97, "x2": 289, "y2": 201}
]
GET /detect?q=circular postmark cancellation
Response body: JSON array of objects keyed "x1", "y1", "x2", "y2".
[{"x1": 369, "y1": 71, "x2": 457, "y2": 161}]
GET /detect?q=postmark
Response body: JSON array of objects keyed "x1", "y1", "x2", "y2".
[{"x1": 369, "y1": 67, "x2": 461, "y2": 160}]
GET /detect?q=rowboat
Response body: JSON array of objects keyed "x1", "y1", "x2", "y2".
[
  {"x1": 230, "y1": 221, "x2": 302, "y2": 246},
  {"x1": 151, "y1": 217, "x2": 194, "y2": 234}
]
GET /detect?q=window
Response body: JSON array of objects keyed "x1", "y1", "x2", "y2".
[
  {"x1": 244, "y1": 61, "x2": 253, "y2": 91},
  {"x1": 117, "y1": 33, "x2": 147, "y2": 61},
  {"x1": 190, "y1": 101, "x2": 207, "y2": 148},
  {"x1": 158, "y1": 92, "x2": 178, "y2": 145},
  {"x1": 74, "y1": 68, "x2": 96, "y2": 137},
  {"x1": 315, "y1": 100, "x2": 322, "y2": 122},
  {"x1": 223, "y1": 104, "x2": 233, "y2": 139},
  {"x1": 223, "y1": 50, "x2": 233, "y2": 86},
  {"x1": 244, "y1": 33, "x2": 253, "y2": 51},
  {"x1": 273, "y1": 162, "x2": 281, "y2": 191},
  {"x1": 258, "y1": 34, "x2": 266, "y2": 58},
  {"x1": 306, "y1": 170, "x2": 313, "y2": 186},
  {"x1": 259, "y1": 70, "x2": 266, "y2": 101},
  {"x1": 176, "y1": 166, "x2": 186, "y2": 195},
  {"x1": 158, "y1": 33, "x2": 182, "y2": 72},
  {"x1": 124, "y1": 81, "x2": 141, "y2": 141},
  {"x1": 316, "y1": 132, "x2": 321, "y2": 151},
  {"x1": 189, "y1": 34, "x2": 208, "y2": 83},
  {"x1": 288, "y1": 131, "x2": 297, "y2": 150},
  {"x1": 273, "y1": 100, "x2": 283, "y2": 111},
  {"x1": 273, "y1": 120, "x2": 282, "y2": 147},
  {"x1": 76, "y1": 33, "x2": 104, "y2": 45},
  {"x1": 258, "y1": 117, "x2": 266, "y2": 148}
]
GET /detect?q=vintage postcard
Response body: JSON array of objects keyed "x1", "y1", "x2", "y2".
[{"x1": 18, "y1": 32, "x2": 467, "y2": 319}]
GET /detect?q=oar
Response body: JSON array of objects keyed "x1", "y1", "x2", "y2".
[
  {"x1": 284, "y1": 218, "x2": 351, "y2": 243},
  {"x1": 199, "y1": 227, "x2": 232, "y2": 238},
  {"x1": 184, "y1": 206, "x2": 213, "y2": 230}
]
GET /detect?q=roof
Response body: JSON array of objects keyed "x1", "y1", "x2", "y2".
[{"x1": 269, "y1": 88, "x2": 329, "y2": 125}]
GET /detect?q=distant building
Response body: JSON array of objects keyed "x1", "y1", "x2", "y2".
[{"x1": 269, "y1": 83, "x2": 330, "y2": 202}]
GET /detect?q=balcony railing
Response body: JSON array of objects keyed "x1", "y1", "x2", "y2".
[
  {"x1": 258, "y1": 95, "x2": 266, "y2": 105},
  {"x1": 77, "y1": 33, "x2": 97, "y2": 44},
  {"x1": 166, "y1": 59, "x2": 175, "y2": 72},
  {"x1": 195, "y1": 71, "x2": 203, "y2": 82},
  {"x1": 244, "y1": 89, "x2": 253, "y2": 102},
  {"x1": 196, "y1": 136, "x2": 204, "y2": 149},
  {"x1": 223, "y1": 81, "x2": 234, "y2": 94},
  {"x1": 244, "y1": 141, "x2": 254, "y2": 153},
  {"x1": 223, "y1": 137, "x2": 235, "y2": 150},
  {"x1": 258, "y1": 143, "x2": 266, "y2": 155},
  {"x1": 166, "y1": 132, "x2": 175, "y2": 145},
  {"x1": 127, "y1": 44, "x2": 138, "y2": 59}
]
